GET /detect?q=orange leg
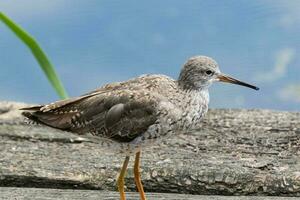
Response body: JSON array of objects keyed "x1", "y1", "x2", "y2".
[
  {"x1": 134, "y1": 151, "x2": 147, "y2": 200},
  {"x1": 117, "y1": 156, "x2": 130, "y2": 200}
]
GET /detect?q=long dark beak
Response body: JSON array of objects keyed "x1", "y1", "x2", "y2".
[{"x1": 217, "y1": 74, "x2": 259, "y2": 90}]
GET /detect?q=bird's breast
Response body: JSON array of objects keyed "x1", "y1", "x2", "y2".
[{"x1": 178, "y1": 90, "x2": 209, "y2": 131}]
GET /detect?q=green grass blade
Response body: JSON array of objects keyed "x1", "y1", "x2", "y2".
[{"x1": 0, "y1": 12, "x2": 68, "y2": 99}]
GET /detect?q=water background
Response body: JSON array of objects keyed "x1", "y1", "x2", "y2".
[{"x1": 1, "y1": 0, "x2": 299, "y2": 111}]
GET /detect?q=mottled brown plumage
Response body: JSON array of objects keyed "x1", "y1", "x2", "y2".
[{"x1": 22, "y1": 74, "x2": 177, "y2": 144}]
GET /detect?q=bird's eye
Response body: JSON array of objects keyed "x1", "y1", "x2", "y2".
[{"x1": 205, "y1": 70, "x2": 213, "y2": 75}]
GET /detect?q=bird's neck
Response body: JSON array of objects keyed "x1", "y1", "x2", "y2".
[
  {"x1": 177, "y1": 80, "x2": 209, "y2": 99},
  {"x1": 177, "y1": 78, "x2": 211, "y2": 91},
  {"x1": 179, "y1": 84, "x2": 210, "y2": 109},
  {"x1": 177, "y1": 79, "x2": 197, "y2": 91}
]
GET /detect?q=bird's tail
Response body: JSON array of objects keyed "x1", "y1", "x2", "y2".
[{"x1": 21, "y1": 108, "x2": 47, "y2": 126}]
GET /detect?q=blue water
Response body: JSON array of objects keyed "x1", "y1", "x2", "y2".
[{"x1": 0, "y1": 0, "x2": 299, "y2": 111}]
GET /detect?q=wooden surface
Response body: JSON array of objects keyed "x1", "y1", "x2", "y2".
[
  {"x1": 1, "y1": 187, "x2": 300, "y2": 200},
  {"x1": 0, "y1": 101, "x2": 300, "y2": 198}
]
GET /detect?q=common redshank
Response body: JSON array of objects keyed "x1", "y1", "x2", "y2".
[{"x1": 21, "y1": 56, "x2": 259, "y2": 200}]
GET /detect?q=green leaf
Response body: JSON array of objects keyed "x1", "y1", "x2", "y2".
[{"x1": 0, "y1": 12, "x2": 68, "y2": 99}]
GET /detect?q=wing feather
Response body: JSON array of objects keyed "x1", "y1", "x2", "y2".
[{"x1": 21, "y1": 91, "x2": 158, "y2": 142}]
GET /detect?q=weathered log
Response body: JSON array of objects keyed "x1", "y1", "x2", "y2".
[{"x1": 0, "y1": 101, "x2": 300, "y2": 196}]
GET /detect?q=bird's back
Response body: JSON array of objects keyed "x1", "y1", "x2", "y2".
[{"x1": 88, "y1": 74, "x2": 178, "y2": 99}]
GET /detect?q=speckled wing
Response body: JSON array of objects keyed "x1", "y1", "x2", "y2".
[{"x1": 21, "y1": 91, "x2": 158, "y2": 143}]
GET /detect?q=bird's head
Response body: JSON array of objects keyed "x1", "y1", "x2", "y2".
[{"x1": 178, "y1": 55, "x2": 259, "y2": 91}]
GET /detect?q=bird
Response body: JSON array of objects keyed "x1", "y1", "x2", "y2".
[{"x1": 21, "y1": 56, "x2": 259, "y2": 200}]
